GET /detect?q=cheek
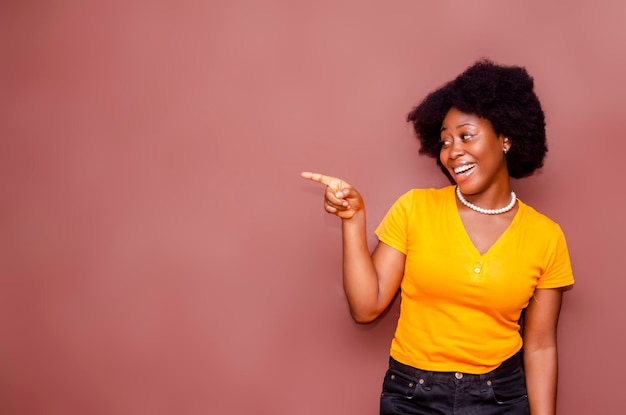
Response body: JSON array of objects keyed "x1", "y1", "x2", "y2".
[{"x1": 439, "y1": 149, "x2": 447, "y2": 165}]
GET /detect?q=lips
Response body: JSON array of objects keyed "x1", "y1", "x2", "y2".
[{"x1": 453, "y1": 163, "x2": 477, "y2": 175}]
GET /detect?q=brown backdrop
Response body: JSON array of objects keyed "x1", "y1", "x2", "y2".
[{"x1": 2, "y1": 1, "x2": 624, "y2": 414}]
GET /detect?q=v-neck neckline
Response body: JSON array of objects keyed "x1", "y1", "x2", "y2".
[{"x1": 448, "y1": 186, "x2": 523, "y2": 258}]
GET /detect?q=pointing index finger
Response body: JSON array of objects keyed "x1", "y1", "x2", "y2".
[
  {"x1": 301, "y1": 171, "x2": 351, "y2": 193},
  {"x1": 300, "y1": 171, "x2": 333, "y2": 186}
]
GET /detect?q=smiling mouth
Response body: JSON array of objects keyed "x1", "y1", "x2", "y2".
[{"x1": 453, "y1": 163, "x2": 476, "y2": 174}]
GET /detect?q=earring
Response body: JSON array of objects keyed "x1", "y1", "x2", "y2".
[{"x1": 503, "y1": 137, "x2": 510, "y2": 154}]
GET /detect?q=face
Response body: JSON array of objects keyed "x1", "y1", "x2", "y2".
[{"x1": 439, "y1": 107, "x2": 510, "y2": 195}]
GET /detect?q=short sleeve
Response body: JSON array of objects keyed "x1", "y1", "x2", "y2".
[
  {"x1": 374, "y1": 190, "x2": 414, "y2": 255},
  {"x1": 537, "y1": 225, "x2": 575, "y2": 289}
]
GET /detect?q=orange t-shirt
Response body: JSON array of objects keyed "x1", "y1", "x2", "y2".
[{"x1": 375, "y1": 186, "x2": 574, "y2": 374}]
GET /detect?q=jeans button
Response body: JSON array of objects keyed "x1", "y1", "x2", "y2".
[{"x1": 455, "y1": 372, "x2": 463, "y2": 379}]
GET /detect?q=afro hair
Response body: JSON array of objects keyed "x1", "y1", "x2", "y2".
[{"x1": 407, "y1": 59, "x2": 547, "y2": 179}]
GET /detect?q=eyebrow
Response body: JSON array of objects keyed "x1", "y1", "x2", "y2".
[{"x1": 440, "y1": 122, "x2": 473, "y2": 132}]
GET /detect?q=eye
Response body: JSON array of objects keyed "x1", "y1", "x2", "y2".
[
  {"x1": 440, "y1": 139, "x2": 452, "y2": 148},
  {"x1": 461, "y1": 133, "x2": 473, "y2": 141}
]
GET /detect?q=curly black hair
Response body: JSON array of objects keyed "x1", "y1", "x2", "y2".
[{"x1": 407, "y1": 59, "x2": 547, "y2": 179}]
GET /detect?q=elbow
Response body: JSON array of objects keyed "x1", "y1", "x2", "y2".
[{"x1": 349, "y1": 308, "x2": 380, "y2": 324}]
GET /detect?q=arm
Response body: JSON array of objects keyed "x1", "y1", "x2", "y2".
[
  {"x1": 342, "y1": 211, "x2": 405, "y2": 322},
  {"x1": 522, "y1": 287, "x2": 566, "y2": 415},
  {"x1": 301, "y1": 172, "x2": 405, "y2": 323}
]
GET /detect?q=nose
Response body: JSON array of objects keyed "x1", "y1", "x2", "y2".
[{"x1": 449, "y1": 137, "x2": 465, "y2": 158}]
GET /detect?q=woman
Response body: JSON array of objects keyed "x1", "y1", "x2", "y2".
[{"x1": 301, "y1": 59, "x2": 574, "y2": 415}]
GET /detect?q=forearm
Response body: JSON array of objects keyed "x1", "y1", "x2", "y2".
[
  {"x1": 341, "y1": 210, "x2": 380, "y2": 323},
  {"x1": 524, "y1": 346, "x2": 558, "y2": 415}
]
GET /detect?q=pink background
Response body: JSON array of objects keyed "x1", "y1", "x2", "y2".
[{"x1": 1, "y1": 1, "x2": 624, "y2": 414}]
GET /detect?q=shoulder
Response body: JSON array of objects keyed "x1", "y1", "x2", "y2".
[
  {"x1": 395, "y1": 186, "x2": 454, "y2": 206},
  {"x1": 382, "y1": 186, "x2": 454, "y2": 224},
  {"x1": 518, "y1": 200, "x2": 565, "y2": 236}
]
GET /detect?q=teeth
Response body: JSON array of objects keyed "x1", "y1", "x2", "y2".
[{"x1": 454, "y1": 164, "x2": 476, "y2": 174}]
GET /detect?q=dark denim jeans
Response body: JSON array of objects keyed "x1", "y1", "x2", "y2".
[{"x1": 380, "y1": 350, "x2": 529, "y2": 415}]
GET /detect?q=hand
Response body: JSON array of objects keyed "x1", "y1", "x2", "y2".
[{"x1": 301, "y1": 172, "x2": 364, "y2": 219}]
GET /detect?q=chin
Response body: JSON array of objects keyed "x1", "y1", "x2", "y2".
[{"x1": 456, "y1": 181, "x2": 481, "y2": 196}]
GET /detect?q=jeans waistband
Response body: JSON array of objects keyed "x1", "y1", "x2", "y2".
[{"x1": 388, "y1": 348, "x2": 523, "y2": 384}]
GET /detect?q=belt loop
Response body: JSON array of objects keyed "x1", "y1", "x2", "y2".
[
  {"x1": 422, "y1": 371, "x2": 433, "y2": 391},
  {"x1": 479, "y1": 373, "x2": 489, "y2": 393}
]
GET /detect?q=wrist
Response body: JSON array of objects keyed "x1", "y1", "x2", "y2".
[{"x1": 341, "y1": 208, "x2": 365, "y2": 222}]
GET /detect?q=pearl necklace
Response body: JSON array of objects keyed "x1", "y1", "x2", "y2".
[{"x1": 455, "y1": 186, "x2": 516, "y2": 215}]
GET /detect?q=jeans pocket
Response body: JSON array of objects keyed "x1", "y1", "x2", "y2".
[
  {"x1": 381, "y1": 368, "x2": 420, "y2": 399},
  {"x1": 489, "y1": 366, "x2": 528, "y2": 405}
]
